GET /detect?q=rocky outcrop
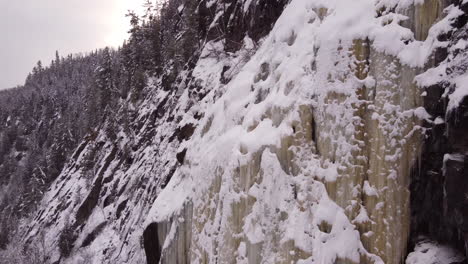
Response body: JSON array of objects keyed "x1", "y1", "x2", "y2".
[{"x1": 410, "y1": 0, "x2": 468, "y2": 257}]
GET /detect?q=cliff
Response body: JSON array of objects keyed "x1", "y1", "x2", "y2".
[{"x1": 1, "y1": 0, "x2": 468, "y2": 264}]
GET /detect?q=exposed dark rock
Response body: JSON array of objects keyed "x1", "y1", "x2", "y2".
[
  {"x1": 143, "y1": 223, "x2": 162, "y2": 264},
  {"x1": 144, "y1": 202, "x2": 193, "y2": 264},
  {"x1": 81, "y1": 222, "x2": 107, "y2": 248},
  {"x1": 156, "y1": 97, "x2": 169, "y2": 119},
  {"x1": 220, "y1": 65, "x2": 231, "y2": 84},
  {"x1": 103, "y1": 179, "x2": 120, "y2": 208},
  {"x1": 75, "y1": 147, "x2": 117, "y2": 225},
  {"x1": 71, "y1": 141, "x2": 89, "y2": 161},
  {"x1": 58, "y1": 224, "x2": 78, "y2": 258},
  {"x1": 410, "y1": 5, "x2": 468, "y2": 258},
  {"x1": 161, "y1": 165, "x2": 178, "y2": 189},
  {"x1": 103, "y1": 195, "x2": 114, "y2": 208},
  {"x1": 116, "y1": 199, "x2": 128, "y2": 219},
  {"x1": 176, "y1": 148, "x2": 187, "y2": 164},
  {"x1": 199, "y1": 0, "x2": 288, "y2": 52},
  {"x1": 169, "y1": 123, "x2": 196, "y2": 143}
]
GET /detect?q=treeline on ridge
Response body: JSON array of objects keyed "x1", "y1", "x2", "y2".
[{"x1": 0, "y1": 0, "x2": 201, "y2": 249}]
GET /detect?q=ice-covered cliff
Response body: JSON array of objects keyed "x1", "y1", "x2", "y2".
[
  {"x1": 143, "y1": 0, "x2": 468, "y2": 263},
  {"x1": 2, "y1": 0, "x2": 468, "y2": 263}
]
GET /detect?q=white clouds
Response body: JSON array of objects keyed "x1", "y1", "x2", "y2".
[
  {"x1": 0, "y1": 0, "x2": 143, "y2": 89},
  {"x1": 110, "y1": 0, "x2": 145, "y2": 46}
]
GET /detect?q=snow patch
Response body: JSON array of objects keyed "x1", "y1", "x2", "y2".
[{"x1": 406, "y1": 239, "x2": 465, "y2": 264}]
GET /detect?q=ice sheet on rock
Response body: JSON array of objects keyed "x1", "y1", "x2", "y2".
[{"x1": 147, "y1": 0, "x2": 422, "y2": 262}]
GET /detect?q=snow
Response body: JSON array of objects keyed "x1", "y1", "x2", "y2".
[
  {"x1": 145, "y1": 168, "x2": 192, "y2": 224},
  {"x1": 353, "y1": 206, "x2": 371, "y2": 224},
  {"x1": 448, "y1": 73, "x2": 468, "y2": 111},
  {"x1": 363, "y1": 180, "x2": 379, "y2": 197},
  {"x1": 444, "y1": 153, "x2": 465, "y2": 163},
  {"x1": 415, "y1": 64, "x2": 447, "y2": 88},
  {"x1": 406, "y1": 239, "x2": 465, "y2": 264},
  {"x1": 414, "y1": 106, "x2": 431, "y2": 120},
  {"x1": 243, "y1": 0, "x2": 253, "y2": 13},
  {"x1": 412, "y1": 4, "x2": 468, "y2": 112},
  {"x1": 434, "y1": 116, "x2": 445, "y2": 125}
]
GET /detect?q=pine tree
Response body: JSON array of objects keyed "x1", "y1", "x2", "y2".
[
  {"x1": 55, "y1": 50, "x2": 61, "y2": 66},
  {"x1": 95, "y1": 47, "x2": 114, "y2": 110}
]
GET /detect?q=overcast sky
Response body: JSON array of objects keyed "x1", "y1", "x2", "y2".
[{"x1": 0, "y1": 0, "x2": 144, "y2": 89}]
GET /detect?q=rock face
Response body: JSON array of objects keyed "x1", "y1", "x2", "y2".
[
  {"x1": 410, "y1": 0, "x2": 468, "y2": 257},
  {"x1": 2, "y1": 0, "x2": 468, "y2": 264},
  {"x1": 144, "y1": 0, "x2": 468, "y2": 264}
]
